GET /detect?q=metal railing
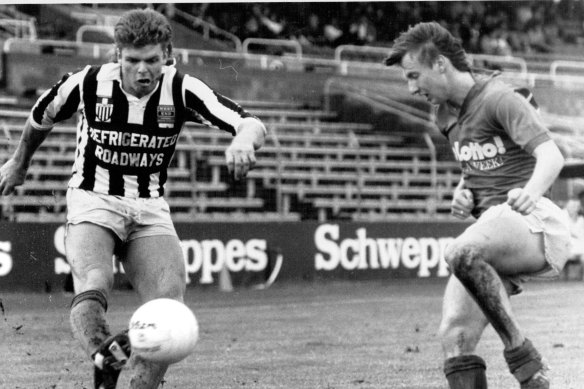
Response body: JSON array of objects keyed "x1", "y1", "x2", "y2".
[
  {"x1": 469, "y1": 53, "x2": 528, "y2": 75},
  {"x1": 172, "y1": 8, "x2": 242, "y2": 52},
  {"x1": 242, "y1": 38, "x2": 302, "y2": 58},
  {"x1": 322, "y1": 78, "x2": 443, "y2": 215},
  {"x1": 75, "y1": 25, "x2": 114, "y2": 44},
  {"x1": 0, "y1": 18, "x2": 37, "y2": 40},
  {"x1": 6, "y1": 36, "x2": 584, "y2": 84}
]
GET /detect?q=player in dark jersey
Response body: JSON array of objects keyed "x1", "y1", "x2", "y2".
[
  {"x1": 0, "y1": 8, "x2": 266, "y2": 389},
  {"x1": 385, "y1": 22, "x2": 570, "y2": 389}
]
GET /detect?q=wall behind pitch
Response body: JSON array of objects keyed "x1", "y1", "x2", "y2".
[{"x1": 0, "y1": 221, "x2": 469, "y2": 292}]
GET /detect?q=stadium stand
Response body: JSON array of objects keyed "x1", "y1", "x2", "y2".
[
  {"x1": 0, "y1": 95, "x2": 460, "y2": 223},
  {"x1": 1, "y1": 3, "x2": 584, "y2": 223}
]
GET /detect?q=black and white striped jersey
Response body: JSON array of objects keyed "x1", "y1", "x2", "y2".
[{"x1": 30, "y1": 63, "x2": 256, "y2": 198}]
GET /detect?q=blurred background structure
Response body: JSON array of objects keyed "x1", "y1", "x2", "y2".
[{"x1": 1, "y1": 1, "x2": 584, "y2": 224}]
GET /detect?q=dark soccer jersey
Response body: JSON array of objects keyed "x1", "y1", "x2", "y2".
[
  {"x1": 439, "y1": 78, "x2": 552, "y2": 217},
  {"x1": 30, "y1": 63, "x2": 255, "y2": 198}
]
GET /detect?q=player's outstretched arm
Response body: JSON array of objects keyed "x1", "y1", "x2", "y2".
[
  {"x1": 0, "y1": 119, "x2": 50, "y2": 195},
  {"x1": 225, "y1": 118, "x2": 266, "y2": 181}
]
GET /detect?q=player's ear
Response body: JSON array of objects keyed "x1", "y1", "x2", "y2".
[
  {"x1": 165, "y1": 43, "x2": 175, "y2": 66},
  {"x1": 435, "y1": 56, "x2": 447, "y2": 73}
]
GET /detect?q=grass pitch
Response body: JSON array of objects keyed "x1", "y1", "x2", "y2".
[{"x1": 1, "y1": 278, "x2": 583, "y2": 388}]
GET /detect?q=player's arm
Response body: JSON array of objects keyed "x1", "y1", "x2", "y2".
[
  {"x1": 182, "y1": 75, "x2": 267, "y2": 180},
  {"x1": 495, "y1": 88, "x2": 564, "y2": 214},
  {"x1": 507, "y1": 139, "x2": 564, "y2": 215},
  {"x1": 0, "y1": 68, "x2": 84, "y2": 195},
  {"x1": 225, "y1": 117, "x2": 266, "y2": 181},
  {"x1": 0, "y1": 119, "x2": 51, "y2": 195}
]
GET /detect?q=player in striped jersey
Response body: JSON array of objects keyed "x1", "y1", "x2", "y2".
[
  {"x1": 385, "y1": 22, "x2": 570, "y2": 389},
  {"x1": 0, "y1": 8, "x2": 266, "y2": 389}
]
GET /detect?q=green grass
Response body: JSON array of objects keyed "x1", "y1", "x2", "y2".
[{"x1": 1, "y1": 278, "x2": 583, "y2": 388}]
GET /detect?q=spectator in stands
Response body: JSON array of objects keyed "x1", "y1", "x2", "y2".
[
  {"x1": 385, "y1": 21, "x2": 570, "y2": 389},
  {"x1": 252, "y1": 4, "x2": 287, "y2": 39},
  {"x1": 292, "y1": 12, "x2": 325, "y2": 47},
  {"x1": 563, "y1": 198, "x2": 584, "y2": 266},
  {"x1": 347, "y1": 7, "x2": 377, "y2": 46},
  {"x1": 323, "y1": 16, "x2": 345, "y2": 47},
  {"x1": 479, "y1": 21, "x2": 514, "y2": 56},
  {"x1": 0, "y1": 8, "x2": 265, "y2": 389}
]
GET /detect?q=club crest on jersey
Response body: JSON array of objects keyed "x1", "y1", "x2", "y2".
[
  {"x1": 95, "y1": 97, "x2": 113, "y2": 123},
  {"x1": 157, "y1": 105, "x2": 175, "y2": 128}
]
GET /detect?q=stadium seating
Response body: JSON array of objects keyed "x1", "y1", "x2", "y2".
[{"x1": 0, "y1": 98, "x2": 462, "y2": 222}]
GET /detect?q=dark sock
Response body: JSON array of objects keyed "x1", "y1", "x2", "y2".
[
  {"x1": 70, "y1": 290, "x2": 111, "y2": 355},
  {"x1": 444, "y1": 355, "x2": 488, "y2": 389},
  {"x1": 504, "y1": 338, "x2": 544, "y2": 383}
]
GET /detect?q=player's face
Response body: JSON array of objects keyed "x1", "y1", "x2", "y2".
[
  {"x1": 119, "y1": 44, "x2": 167, "y2": 98},
  {"x1": 401, "y1": 52, "x2": 449, "y2": 105}
]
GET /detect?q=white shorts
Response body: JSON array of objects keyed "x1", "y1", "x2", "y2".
[
  {"x1": 475, "y1": 196, "x2": 571, "y2": 280},
  {"x1": 66, "y1": 187, "x2": 177, "y2": 242}
]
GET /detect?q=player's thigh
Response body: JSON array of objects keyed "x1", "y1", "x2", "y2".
[
  {"x1": 123, "y1": 234, "x2": 186, "y2": 302},
  {"x1": 65, "y1": 222, "x2": 118, "y2": 292},
  {"x1": 454, "y1": 214, "x2": 546, "y2": 275}
]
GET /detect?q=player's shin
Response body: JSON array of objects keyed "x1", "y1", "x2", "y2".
[
  {"x1": 444, "y1": 355, "x2": 488, "y2": 389},
  {"x1": 70, "y1": 289, "x2": 111, "y2": 356},
  {"x1": 129, "y1": 357, "x2": 169, "y2": 389}
]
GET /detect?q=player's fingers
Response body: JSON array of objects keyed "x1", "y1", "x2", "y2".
[
  {"x1": 451, "y1": 208, "x2": 467, "y2": 219},
  {"x1": 514, "y1": 199, "x2": 535, "y2": 215},
  {"x1": 461, "y1": 189, "x2": 473, "y2": 202},
  {"x1": 452, "y1": 196, "x2": 469, "y2": 210},
  {"x1": 506, "y1": 188, "x2": 522, "y2": 206},
  {"x1": 231, "y1": 152, "x2": 246, "y2": 181},
  {"x1": 1, "y1": 181, "x2": 15, "y2": 196},
  {"x1": 237, "y1": 155, "x2": 254, "y2": 180},
  {"x1": 450, "y1": 203, "x2": 469, "y2": 219},
  {"x1": 233, "y1": 160, "x2": 243, "y2": 180},
  {"x1": 248, "y1": 152, "x2": 257, "y2": 170},
  {"x1": 225, "y1": 151, "x2": 235, "y2": 175}
]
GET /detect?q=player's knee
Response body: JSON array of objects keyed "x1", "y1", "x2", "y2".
[
  {"x1": 71, "y1": 262, "x2": 115, "y2": 292},
  {"x1": 141, "y1": 281, "x2": 185, "y2": 302},
  {"x1": 439, "y1": 324, "x2": 482, "y2": 353},
  {"x1": 444, "y1": 243, "x2": 482, "y2": 278},
  {"x1": 438, "y1": 316, "x2": 483, "y2": 353}
]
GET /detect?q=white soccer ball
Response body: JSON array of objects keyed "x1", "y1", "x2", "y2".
[{"x1": 128, "y1": 298, "x2": 199, "y2": 364}]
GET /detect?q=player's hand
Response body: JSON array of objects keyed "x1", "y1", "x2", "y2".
[
  {"x1": 0, "y1": 158, "x2": 27, "y2": 195},
  {"x1": 507, "y1": 188, "x2": 537, "y2": 215},
  {"x1": 225, "y1": 141, "x2": 256, "y2": 181},
  {"x1": 451, "y1": 188, "x2": 473, "y2": 220}
]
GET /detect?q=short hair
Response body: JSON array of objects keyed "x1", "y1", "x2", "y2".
[
  {"x1": 384, "y1": 21, "x2": 471, "y2": 72},
  {"x1": 114, "y1": 8, "x2": 173, "y2": 55}
]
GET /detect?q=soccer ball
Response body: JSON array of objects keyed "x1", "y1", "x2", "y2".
[{"x1": 128, "y1": 298, "x2": 199, "y2": 364}]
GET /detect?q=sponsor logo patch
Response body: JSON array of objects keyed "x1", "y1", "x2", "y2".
[{"x1": 157, "y1": 105, "x2": 175, "y2": 128}]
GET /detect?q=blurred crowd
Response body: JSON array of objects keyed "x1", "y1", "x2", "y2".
[
  {"x1": 13, "y1": 2, "x2": 584, "y2": 57},
  {"x1": 165, "y1": 1, "x2": 584, "y2": 56}
]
